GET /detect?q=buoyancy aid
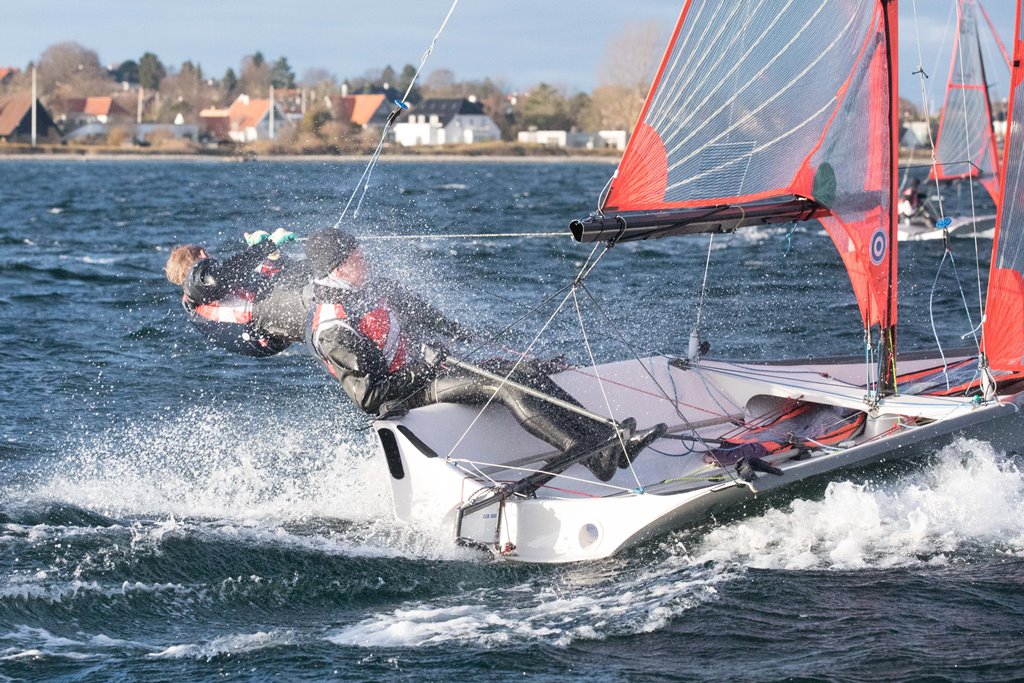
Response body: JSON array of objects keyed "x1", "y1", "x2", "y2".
[
  {"x1": 183, "y1": 290, "x2": 288, "y2": 358},
  {"x1": 311, "y1": 297, "x2": 410, "y2": 374},
  {"x1": 191, "y1": 291, "x2": 254, "y2": 324}
]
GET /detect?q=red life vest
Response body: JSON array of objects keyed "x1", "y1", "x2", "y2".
[
  {"x1": 311, "y1": 299, "x2": 409, "y2": 373},
  {"x1": 189, "y1": 290, "x2": 254, "y2": 324}
]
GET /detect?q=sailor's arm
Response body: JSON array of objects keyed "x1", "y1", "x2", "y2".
[
  {"x1": 183, "y1": 241, "x2": 277, "y2": 305},
  {"x1": 316, "y1": 325, "x2": 436, "y2": 414}
]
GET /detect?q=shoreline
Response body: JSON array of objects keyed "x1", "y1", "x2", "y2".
[{"x1": 0, "y1": 152, "x2": 620, "y2": 164}]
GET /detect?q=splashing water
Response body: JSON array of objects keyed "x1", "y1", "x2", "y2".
[{"x1": 693, "y1": 438, "x2": 1024, "y2": 570}]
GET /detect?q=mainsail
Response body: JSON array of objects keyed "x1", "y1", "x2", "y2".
[
  {"x1": 572, "y1": 0, "x2": 899, "y2": 332},
  {"x1": 982, "y1": 0, "x2": 1024, "y2": 372},
  {"x1": 930, "y1": 0, "x2": 1002, "y2": 204}
]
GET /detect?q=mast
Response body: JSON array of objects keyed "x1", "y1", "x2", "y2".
[{"x1": 879, "y1": 0, "x2": 899, "y2": 395}]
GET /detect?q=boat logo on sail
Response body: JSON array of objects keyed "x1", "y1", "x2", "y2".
[{"x1": 870, "y1": 228, "x2": 888, "y2": 265}]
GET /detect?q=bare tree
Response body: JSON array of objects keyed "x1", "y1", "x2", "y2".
[
  {"x1": 237, "y1": 53, "x2": 270, "y2": 97},
  {"x1": 36, "y1": 42, "x2": 111, "y2": 100},
  {"x1": 592, "y1": 22, "x2": 664, "y2": 131}
]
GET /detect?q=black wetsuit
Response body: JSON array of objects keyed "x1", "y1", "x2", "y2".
[
  {"x1": 182, "y1": 240, "x2": 311, "y2": 357},
  {"x1": 308, "y1": 278, "x2": 611, "y2": 453}
]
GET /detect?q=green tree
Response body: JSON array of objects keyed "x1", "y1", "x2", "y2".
[
  {"x1": 114, "y1": 59, "x2": 139, "y2": 84},
  {"x1": 251, "y1": 51, "x2": 265, "y2": 68},
  {"x1": 395, "y1": 63, "x2": 421, "y2": 103},
  {"x1": 270, "y1": 56, "x2": 295, "y2": 89},
  {"x1": 380, "y1": 64, "x2": 395, "y2": 87},
  {"x1": 518, "y1": 83, "x2": 571, "y2": 131},
  {"x1": 222, "y1": 67, "x2": 238, "y2": 96},
  {"x1": 138, "y1": 52, "x2": 166, "y2": 90}
]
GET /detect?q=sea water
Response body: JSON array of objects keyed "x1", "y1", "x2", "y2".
[{"x1": 0, "y1": 159, "x2": 1020, "y2": 681}]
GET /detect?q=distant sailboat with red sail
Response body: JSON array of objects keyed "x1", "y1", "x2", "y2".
[
  {"x1": 371, "y1": 0, "x2": 1024, "y2": 563},
  {"x1": 902, "y1": 0, "x2": 1009, "y2": 240}
]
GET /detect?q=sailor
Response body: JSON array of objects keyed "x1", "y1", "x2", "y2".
[
  {"x1": 164, "y1": 228, "x2": 310, "y2": 357},
  {"x1": 304, "y1": 228, "x2": 665, "y2": 481}
]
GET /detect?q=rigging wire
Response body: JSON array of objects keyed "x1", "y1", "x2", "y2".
[
  {"x1": 332, "y1": 0, "x2": 461, "y2": 227},
  {"x1": 441, "y1": 243, "x2": 612, "y2": 463},
  {"x1": 571, "y1": 289, "x2": 645, "y2": 491}
]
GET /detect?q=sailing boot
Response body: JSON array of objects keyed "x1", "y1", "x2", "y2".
[
  {"x1": 617, "y1": 422, "x2": 668, "y2": 469},
  {"x1": 583, "y1": 418, "x2": 635, "y2": 482}
]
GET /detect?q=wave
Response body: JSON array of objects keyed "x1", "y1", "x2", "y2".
[
  {"x1": 13, "y1": 404, "x2": 471, "y2": 562},
  {"x1": 691, "y1": 438, "x2": 1024, "y2": 570}
]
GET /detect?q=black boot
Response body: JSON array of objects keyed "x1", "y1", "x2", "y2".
[{"x1": 617, "y1": 423, "x2": 668, "y2": 469}]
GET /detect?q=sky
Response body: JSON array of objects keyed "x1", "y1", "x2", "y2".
[{"x1": 0, "y1": 0, "x2": 1016, "y2": 106}]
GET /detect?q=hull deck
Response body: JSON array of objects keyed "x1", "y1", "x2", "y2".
[{"x1": 374, "y1": 352, "x2": 1023, "y2": 562}]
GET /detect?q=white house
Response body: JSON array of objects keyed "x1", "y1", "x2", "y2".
[
  {"x1": 517, "y1": 129, "x2": 567, "y2": 146},
  {"x1": 222, "y1": 94, "x2": 292, "y2": 142},
  {"x1": 393, "y1": 98, "x2": 500, "y2": 146}
]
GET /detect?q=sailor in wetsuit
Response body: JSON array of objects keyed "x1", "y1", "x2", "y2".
[
  {"x1": 304, "y1": 228, "x2": 665, "y2": 481},
  {"x1": 163, "y1": 228, "x2": 310, "y2": 357}
]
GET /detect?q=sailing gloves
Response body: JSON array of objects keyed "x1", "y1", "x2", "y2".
[{"x1": 244, "y1": 229, "x2": 298, "y2": 246}]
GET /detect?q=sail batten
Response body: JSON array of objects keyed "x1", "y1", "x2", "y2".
[{"x1": 579, "y1": 0, "x2": 898, "y2": 332}]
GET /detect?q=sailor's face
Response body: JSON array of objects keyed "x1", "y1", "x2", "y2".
[{"x1": 336, "y1": 249, "x2": 368, "y2": 286}]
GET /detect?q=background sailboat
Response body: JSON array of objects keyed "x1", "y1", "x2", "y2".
[{"x1": 903, "y1": 0, "x2": 1009, "y2": 239}]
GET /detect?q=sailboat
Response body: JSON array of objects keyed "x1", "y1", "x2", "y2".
[
  {"x1": 901, "y1": 0, "x2": 1008, "y2": 241},
  {"x1": 373, "y1": 0, "x2": 1024, "y2": 563}
]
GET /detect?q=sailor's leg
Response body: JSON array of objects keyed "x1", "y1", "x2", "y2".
[{"x1": 428, "y1": 367, "x2": 608, "y2": 454}]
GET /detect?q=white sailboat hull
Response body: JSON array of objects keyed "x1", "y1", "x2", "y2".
[{"x1": 373, "y1": 354, "x2": 1023, "y2": 563}]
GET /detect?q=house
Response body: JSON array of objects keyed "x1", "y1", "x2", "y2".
[
  {"x1": 0, "y1": 95, "x2": 60, "y2": 142},
  {"x1": 219, "y1": 94, "x2": 292, "y2": 142},
  {"x1": 517, "y1": 129, "x2": 568, "y2": 147},
  {"x1": 199, "y1": 107, "x2": 231, "y2": 142},
  {"x1": 326, "y1": 93, "x2": 392, "y2": 129},
  {"x1": 596, "y1": 130, "x2": 628, "y2": 151},
  {"x1": 393, "y1": 98, "x2": 500, "y2": 146},
  {"x1": 0, "y1": 67, "x2": 19, "y2": 88},
  {"x1": 65, "y1": 96, "x2": 131, "y2": 128},
  {"x1": 274, "y1": 88, "x2": 306, "y2": 123}
]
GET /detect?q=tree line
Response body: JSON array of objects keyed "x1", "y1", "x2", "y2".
[{"x1": 2, "y1": 26, "x2": 664, "y2": 143}]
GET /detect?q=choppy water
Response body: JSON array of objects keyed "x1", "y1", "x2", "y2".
[{"x1": 1, "y1": 159, "x2": 1021, "y2": 681}]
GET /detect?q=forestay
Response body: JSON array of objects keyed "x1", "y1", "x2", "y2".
[
  {"x1": 580, "y1": 0, "x2": 899, "y2": 331},
  {"x1": 982, "y1": 1, "x2": 1024, "y2": 372},
  {"x1": 930, "y1": 0, "x2": 1002, "y2": 205}
]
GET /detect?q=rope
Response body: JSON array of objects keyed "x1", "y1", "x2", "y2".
[
  {"x1": 571, "y1": 289, "x2": 645, "y2": 491},
  {"x1": 928, "y1": 249, "x2": 953, "y2": 391},
  {"x1": 332, "y1": 0, "x2": 461, "y2": 227},
  {"x1": 442, "y1": 243, "x2": 611, "y2": 461},
  {"x1": 909, "y1": 0, "x2": 947, "y2": 221}
]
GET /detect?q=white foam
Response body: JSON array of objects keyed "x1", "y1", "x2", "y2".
[
  {"x1": 694, "y1": 438, "x2": 1024, "y2": 570},
  {"x1": 0, "y1": 625, "x2": 155, "y2": 659},
  {"x1": 148, "y1": 630, "x2": 294, "y2": 659},
  {"x1": 19, "y1": 405, "x2": 470, "y2": 561},
  {"x1": 0, "y1": 579, "x2": 194, "y2": 605},
  {"x1": 328, "y1": 554, "x2": 731, "y2": 648}
]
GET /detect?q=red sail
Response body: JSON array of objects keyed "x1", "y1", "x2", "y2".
[
  {"x1": 930, "y1": 0, "x2": 1001, "y2": 204},
  {"x1": 602, "y1": 0, "x2": 898, "y2": 329},
  {"x1": 982, "y1": 0, "x2": 1024, "y2": 372}
]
